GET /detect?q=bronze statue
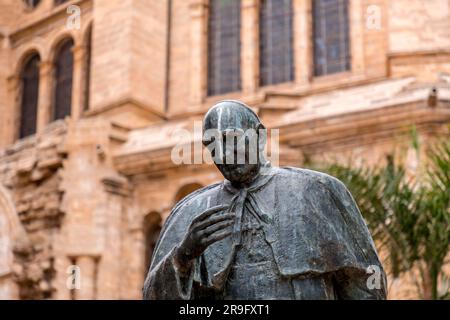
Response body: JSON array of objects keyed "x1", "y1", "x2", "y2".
[{"x1": 143, "y1": 100, "x2": 387, "y2": 300}]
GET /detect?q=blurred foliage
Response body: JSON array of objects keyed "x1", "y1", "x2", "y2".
[{"x1": 311, "y1": 131, "x2": 450, "y2": 300}]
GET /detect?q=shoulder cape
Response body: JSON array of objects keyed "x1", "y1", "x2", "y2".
[{"x1": 150, "y1": 168, "x2": 385, "y2": 286}]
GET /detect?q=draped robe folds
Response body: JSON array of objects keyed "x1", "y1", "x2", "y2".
[{"x1": 143, "y1": 166, "x2": 387, "y2": 300}]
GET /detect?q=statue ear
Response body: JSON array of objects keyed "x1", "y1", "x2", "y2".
[
  {"x1": 257, "y1": 123, "x2": 267, "y2": 151},
  {"x1": 257, "y1": 123, "x2": 266, "y2": 131}
]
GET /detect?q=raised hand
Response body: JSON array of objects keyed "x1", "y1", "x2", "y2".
[{"x1": 174, "y1": 205, "x2": 234, "y2": 271}]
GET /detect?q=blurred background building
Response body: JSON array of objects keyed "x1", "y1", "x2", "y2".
[{"x1": 0, "y1": 0, "x2": 449, "y2": 299}]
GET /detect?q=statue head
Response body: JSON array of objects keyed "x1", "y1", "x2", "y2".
[{"x1": 202, "y1": 100, "x2": 266, "y2": 185}]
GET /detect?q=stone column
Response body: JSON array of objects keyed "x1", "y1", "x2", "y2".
[
  {"x1": 350, "y1": 0, "x2": 365, "y2": 75},
  {"x1": 5, "y1": 75, "x2": 20, "y2": 144},
  {"x1": 293, "y1": 0, "x2": 312, "y2": 84},
  {"x1": 37, "y1": 60, "x2": 53, "y2": 133},
  {"x1": 71, "y1": 45, "x2": 86, "y2": 121},
  {"x1": 0, "y1": 273, "x2": 19, "y2": 300},
  {"x1": 52, "y1": 256, "x2": 73, "y2": 300},
  {"x1": 189, "y1": 0, "x2": 209, "y2": 108},
  {"x1": 77, "y1": 255, "x2": 97, "y2": 300},
  {"x1": 241, "y1": 0, "x2": 260, "y2": 94},
  {"x1": 96, "y1": 193, "x2": 125, "y2": 299}
]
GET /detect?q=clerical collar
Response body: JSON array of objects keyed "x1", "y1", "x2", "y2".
[{"x1": 223, "y1": 162, "x2": 275, "y2": 194}]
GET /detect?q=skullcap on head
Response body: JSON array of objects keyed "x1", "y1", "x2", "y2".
[{"x1": 203, "y1": 100, "x2": 263, "y2": 132}]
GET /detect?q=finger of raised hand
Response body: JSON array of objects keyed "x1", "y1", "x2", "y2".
[
  {"x1": 202, "y1": 228, "x2": 233, "y2": 247},
  {"x1": 200, "y1": 219, "x2": 234, "y2": 238},
  {"x1": 193, "y1": 213, "x2": 234, "y2": 232},
  {"x1": 192, "y1": 205, "x2": 229, "y2": 224}
]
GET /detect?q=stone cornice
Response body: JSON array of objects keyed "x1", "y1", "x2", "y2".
[
  {"x1": 281, "y1": 102, "x2": 450, "y2": 151},
  {"x1": 114, "y1": 145, "x2": 181, "y2": 177},
  {"x1": 84, "y1": 97, "x2": 168, "y2": 121},
  {"x1": 388, "y1": 49, "x2": 450, "y2": 60},
  {"x1": 112, "y1": 98, "x2": 450, "y2": 176},
  {"x1": 8, "y1": 0, "x2": 91, "y2": 44}
]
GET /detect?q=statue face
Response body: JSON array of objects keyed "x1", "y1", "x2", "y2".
[
  {"x1": 203, "y1": 101, "x2": 265, "y2": 185},
  {"x1": 209, "y1": 128, "x2": 261, "y2": 184}
]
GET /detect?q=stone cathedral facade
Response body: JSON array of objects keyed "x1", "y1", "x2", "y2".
[{"x1": 0, "y1": 0, "x2": 449, "y2": 299}]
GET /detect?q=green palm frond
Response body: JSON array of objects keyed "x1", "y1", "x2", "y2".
[{"x1": 312, "y1": 136, "x2": 450, "y2": 299}]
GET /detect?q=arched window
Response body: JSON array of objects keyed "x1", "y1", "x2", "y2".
[
  {"x1": 23, "y1": 0, "x2": 40, "y2": 9},
  {"x1": 83, "y1": 26, "x2": 92, "y2": 112},
  {"x1": 54, "y1": 0, "x2": 69, "y2": 5},
  {"x1": 259, "y1": 0, "x2": 294, "y2": 86},
  {"x1": 143, "y1": 212, "x2": 162, "y2": 275},
  {"x1": 19, "y1": 54, "x2": 40, "y2": 139},
  {"x1": 207, "y1": 0, "x2": 241, "y2": 96},
  {"x1": 174, "y1": 183, "x2": 203, "y2": 203},
  {"x1": 53, "y1": 38, "x2": 74, "y2": 121},
  {"x1": 313, "y1": 0, "x2": 350, "y2": 77}
]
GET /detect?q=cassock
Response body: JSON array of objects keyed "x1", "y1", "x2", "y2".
[{"x1": 143, "y1": 165, "x2": 387, "y2": 300}]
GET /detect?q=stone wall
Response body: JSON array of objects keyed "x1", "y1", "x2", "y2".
[
  {"x1": 0, "y1": 122, "x2": 67, "y2": 299},
  {"x1": 89, "y1": 0, "x2": 168, "y2": 117},
  {"x1": 0, "y1": 0, "x2": 450, "y2": 300}
]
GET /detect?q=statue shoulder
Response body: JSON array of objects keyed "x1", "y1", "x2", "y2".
[
  {"x1": 276, "y1": 166, "x2": 346, "y2": 191},
  {"x1": 163, "y1": 182, "x2": 223, "y2": 227},
  {"x1": 150, "y1": 182, "x2": 223, "y2": 267}
]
